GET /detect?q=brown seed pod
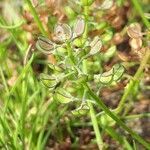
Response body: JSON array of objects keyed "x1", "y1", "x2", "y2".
[
  {"x1": 113, "y1": 33, "x2": 124, "y2": 45},
  {"x1": 73, "y1": 17, "x2": 85, "y2": 39},
  {"x1": 127, "y1": 23, "x2": 143, "y2": 39},
  {"x1": 129, "y1": 38, "x2": 142, "y2": 50}
]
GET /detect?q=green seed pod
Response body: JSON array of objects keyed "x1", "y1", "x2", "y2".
[
  {"x1": 73, "y1": 38, "x2": 83, "y2": 47},
  {"x1": 40, "y1": 74, "x2": 60, "y2": 89},
  {"x1": 112, "y1": 64, "x2": 125, "y2": 81},
  {"x1": 94, "y1": 69, "x2": 114, "y2": 85},
  {"x1": 72, "y1": 102, "x2": 89, "y2": 116},
  {"x1": 54, "y1": 88, "x2": 74, "y2": 104}
]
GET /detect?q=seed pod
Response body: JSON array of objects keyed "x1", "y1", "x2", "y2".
[
  {"x1": 54, "y1": 88, "x2": 73, "y2": 104},
  {"x1": 89, "y1": 36, "x2": 102, "y2": 55},
  {"x1": 54, "y1": 23, "x2": 72, "y2": 42},
  {"x1": 94, "y1": 63, "x2": 124, "y2": 85},
  {"x1": 40, "y1": 74, "x2": 60, "y2": 89},
  {"x1": 99, "y1": 0, "x2": 114, "y2": 10},
  {"x1": 129, "y1": 38, "x2": 142, "y2": 50},
  {"x1": 94, "y1": 69, "x2": 114, "y2": 85},
  {"x1": 72, "y1": 102, "x2": 89, "y2": 115},
  {"x1": 112, "y1": 64, "x2": 125, "y2": 81},
  {"x1": 36, "y1": 36, "x2": 55, "y2": 54},
  {"x1": 127, "y1": 23, "x2": 142, "y2": 39},
  {"x1": 73, "y1": 17, "x2": 85, "y2": 39}
]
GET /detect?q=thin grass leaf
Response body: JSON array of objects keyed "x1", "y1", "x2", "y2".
[{"x1": 0, "y1": 20, "x2": 24, "y2": 29}]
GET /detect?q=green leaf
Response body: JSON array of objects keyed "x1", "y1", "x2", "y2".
[{"x1": 54, "y1": 88, "x2": 73, "y2": 104}]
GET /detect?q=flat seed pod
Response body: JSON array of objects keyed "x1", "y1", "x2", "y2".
[
  {"x1": 73, "y1": 17, "x2": 85, "y2": 39},
  {"x1": 48, "y1": 64, "x2": 63, "y2": 72},
  {"x1": 129, "y1": 38, "x2": 142, "y2": 50},
  {"x1": 112, "y1": 64, "x2": 125, "y2": 81},
  {"x1": 89, "y1": 36, "x2": 102, "y2": 55},
  {"x1": 36, "y1": 36, "x2": 55, "y2": 54},
  {"x1": 54, "y1": 88, "x2": 73, "y2": 104},
  {"x1": 71, "y1": 102, "x2": 89, "y2": 115},
  {"x1": 54, "y1": 23, "x2": 72, "y2": 42},
  {"x1": 94, "y1": 69, "x2": 114, "y2": 85},
  {"x1": 127, "y1": 23, "x2": 142, "y2": 39},
  {"x1": 40, "y1": 74, "x2": 59, "y2": 89},
  {"x1": 99, "y1": 0, "x2": 113, "y2": 10}
]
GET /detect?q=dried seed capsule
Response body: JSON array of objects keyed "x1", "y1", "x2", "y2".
[
  {"x1": 54, "y1": 23, "x2": 72, "y2": 42},
  {"x1": 127, "y1": 23, "x2": 142, "y2": 39},
  {"x1": 73, "y1": 17, "x2": 85, "y2": 39},
  {"x1": 129, "y1": 38, "x2": 142, "y2": 50},
  {"x1": 99, "y1": 0, "x2": 114, "y2": 10},
  {"x1": 36, "y1": 36, "x2": 55, "y2": 54},
  {"x1": 89, "y1": 36, "x2": 102, "y2": 55}
]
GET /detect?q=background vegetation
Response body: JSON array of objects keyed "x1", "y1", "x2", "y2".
[{"x1": 0, "y1": 0, "x2": 150, "y2": 149}]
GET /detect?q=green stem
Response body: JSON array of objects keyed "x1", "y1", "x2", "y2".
[
  {"x1": 83, "y1": 60, "x2": 103, "y2": 149},
  {"x1": 66, "y1": 42, "x2": 76, "y2": 65},
  {"x1": 125, "y1": 113, "x2": 150, "y2": 120},
  {"x1": 84, "y1": 83, "x2": 150, "y2": 149},
  {"x1": 25, "y1": 0, "x2": 47, "y2": 36},
  {"x1": 131, "y1": 0, "x2": 150, "y2": 28},
  {"x1": 115, "y1": 49, "x2": 150, "y2": 114},
  {"x1": 88, "y1": 102, "x2": 104, "y2": 149}
]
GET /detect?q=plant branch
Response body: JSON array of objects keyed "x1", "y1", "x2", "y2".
[
  {"x1": 84, "y1": 83, "x2": 150, "y2": 149},
  {"x1": 115, "y1": 49, "x2": 150, "y2": 114}
]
